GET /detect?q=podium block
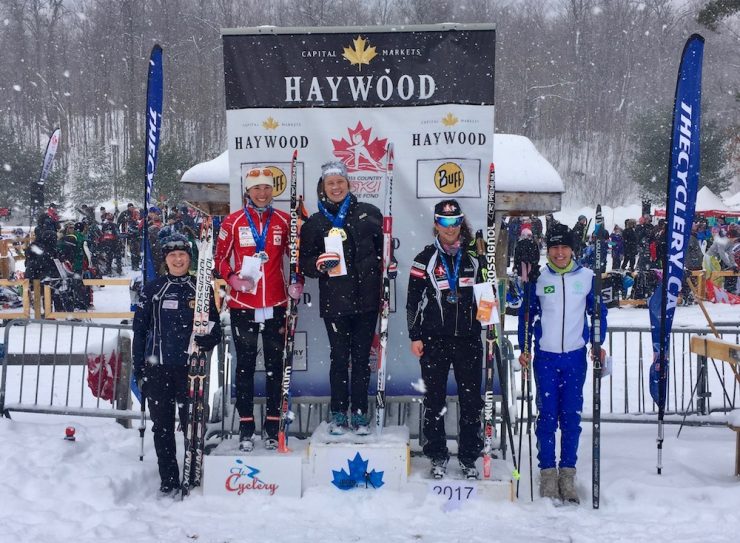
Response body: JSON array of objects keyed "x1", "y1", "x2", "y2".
[
  {"x1": 307, "y1": 424, "x2": 410, "y2": 491},
  {"x1": 202, "y1": 438, "x2": 304, "y2": 498}
]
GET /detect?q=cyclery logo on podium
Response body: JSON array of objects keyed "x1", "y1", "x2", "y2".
[
  {"x1": 331, "y1": 452, "x2": 385, "y2": 490},
  {"x1": 225, "y1": 458, "x2": 279, "y2": 495}
]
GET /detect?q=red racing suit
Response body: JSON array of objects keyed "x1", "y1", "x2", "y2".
[{"x1": 214, "y1": 206, "x2": 290, "y2": 310}]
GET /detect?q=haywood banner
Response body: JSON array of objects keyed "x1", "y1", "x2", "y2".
[{"x1": 222, "y1": 24, "x2": 495, "y2": 397}]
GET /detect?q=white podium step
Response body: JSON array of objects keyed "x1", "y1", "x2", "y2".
[
  {"x1": 202, "y1": 437, "x2": 304, "y2": 498},
  {"x1": 306, "y1": 423, "x2": 410, "y2": 491}
]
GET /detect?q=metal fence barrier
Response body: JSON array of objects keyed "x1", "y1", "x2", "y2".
[{"x1": 2, "y1": 319, "x2": 737, "y2": 441}]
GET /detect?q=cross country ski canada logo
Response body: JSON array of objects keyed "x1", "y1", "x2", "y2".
[
  {"x1": 331, "y1": 452, "x2": 385, "y2": 490},
  {"x1": 331, "y1": 122, "x2": 389, "y2": 197},
  {"x1": 434, "y1": 163, "x2": 464, "y2": 194},
  {"x1": 225, "y1": 458, "x2": 279, "y2": 495}
]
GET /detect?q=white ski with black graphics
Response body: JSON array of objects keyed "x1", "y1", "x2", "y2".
[
  {"x1": 376, "y1": 142, "x2": 397, "y2": 435},
  {"x1": 181, "y1": 216, "x2": 214, "y2": 498}
]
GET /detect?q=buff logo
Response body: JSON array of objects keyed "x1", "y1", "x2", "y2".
[
  {"x1": 270, "y1": 167, "x2": 287, "y2": 197},
  {"x1": 434, "y1": 162, "x2": 464, "y2": 194},
  {"x1": 225, "y1": 459, "x2": 279, "y2": 496}
]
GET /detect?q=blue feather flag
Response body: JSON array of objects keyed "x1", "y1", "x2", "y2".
[{"x1": 649, "y1": 34, "x2": 704, "y2": 473}]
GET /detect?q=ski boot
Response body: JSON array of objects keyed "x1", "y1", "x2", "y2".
[
  {"x1": 158, "y1": 480, "x2": 181, "y2": 499},
  {"x1": 351, "y1": 412, "x2": 370, "y2": 436},
  {"x1": 459, "y1": 459, "x2": 479, "y2": 480},
  {"x1": 328, "y1": 412, "x2": 349, "y2": 435},
  {"x1": 263, "y1": 431, "x2": 279, "y2": 450},
  {"x1": 430, "y1": 457, "x2": 449, "y2": 479}
]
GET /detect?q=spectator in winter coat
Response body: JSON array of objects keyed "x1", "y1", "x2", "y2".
[
  {"x1": 681, "y1": 224, "x2": 704, "y2": 305},
  {"x1": 530, "y1": 215, "x2": 544, "y2": 248},
  {"x1": 507, "y1": 217, "x2": 521, "y2": 267},
  {"x1": 609, "y1": 226, "x2": 624, "y2": 270},
  {"x1": 132, "y1": 234, "x2": 221, "y2": 496},
  {"x1": 571, "y1": 215, "x2": 588, "y2": 260},
  {"x1": 214, "y1": 167, "x2": 301, "y2": 452},
  {"x1": 299, "y1": 161, "x2": 383, "y2": 435},
  {"x1": 406, "y1": 199, "x2": 483, "y2": 479},
  {"x1": 622, "y1": 219, "x2": 638, "y2": 271},
  {"x1": 518, "y1": 223, "x2": 607, "y2": 503}
]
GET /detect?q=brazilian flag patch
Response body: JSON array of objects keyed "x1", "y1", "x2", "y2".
[{"x1": 544, "y1": 285, "x2": 556, "y2": 294}]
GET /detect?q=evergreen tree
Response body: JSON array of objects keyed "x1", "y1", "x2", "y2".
[
  {"x1": 0, "y1": 125, "x2": 65, "y2": 216},
  {"x1": 117, "y1": 141, "x2": 196, "y2": 207},
  {"x1": 70, "y1": 146, "x2": 115, "y2": 210},
  {"x1": 629, "y1": 107, "x2": 731, "y2": 198}
]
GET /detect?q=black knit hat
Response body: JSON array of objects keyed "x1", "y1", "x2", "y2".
[
  {"x1": 546, "y1": 223, "x2": 574, "y2": 249},
  {"x1": 161, "y1": 233, "x2": 192, "y2": 257},
  {"x1": 434, "y1": 199, "x2": 463, "y2": 218}
]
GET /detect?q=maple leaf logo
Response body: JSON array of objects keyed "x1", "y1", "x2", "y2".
[
  {"x1": 331, "y1": 452, "x2": 384, "y2": 490},
  {"x1": 342, "y1": 36, "x2": 377, "y2": 71},
  {"x1": 331, "y1": 122, "x2": 388, "y2": 173},
  {"x1": 262, "y1": 117, "x2": 279, "y2": 130},
  {"x1": 441, "y1": 113, "x2": 458, "y2": 126}
]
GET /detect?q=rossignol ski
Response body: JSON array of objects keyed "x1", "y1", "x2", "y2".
[
  {"x1": 278, "y1": 150, "x2": 302, "y2": 453},
  {"x1": 375, "y1": 142, "x2": 397, "y2": 435},
  {"x1": 592, "y1": 204, "x2": 604, "y2": 509},
  {"x1": 181, "y1": 216, "x2": 214, "y2": 498},
  {"x1": 480, "y1": 163, "x2": 518, "y2": 481}
]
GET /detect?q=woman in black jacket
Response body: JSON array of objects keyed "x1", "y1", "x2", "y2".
[
  {"x1": 406, "y1": 199, "x2": 483, "y2": 479},
  {"x1": 299, "y1": 161, "x2": 383, "y2": 436}
]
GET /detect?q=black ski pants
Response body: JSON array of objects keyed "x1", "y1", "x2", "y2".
[
  {"x1": 419, "y1": 335, "x2": 483, "y2": 465},
  {"x1": 145, "y1": 364, "x2": 189, "y2": 488},
  {"x1": 230, "y1": 307, "x2": 286, "y2": 439},
  {"x1": 323, "y1": 311, "x2": 377, "y2": 416}
]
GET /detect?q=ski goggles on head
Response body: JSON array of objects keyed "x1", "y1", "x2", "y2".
[
  {"x1": 247, "y1": 168, "x2": 273, "y2": 177},
  {"x1": 161, "y1": 239, "x2": 191, "y2": 253},
  {"x1": 434, "y1": 215, "x2": 464, "y2": 228}
]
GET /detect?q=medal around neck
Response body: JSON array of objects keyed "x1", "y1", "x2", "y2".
[{"x1": 328, "y1": 227, "x2": 347, "y2": 240}]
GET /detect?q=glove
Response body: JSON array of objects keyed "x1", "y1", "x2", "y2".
[
  {"x1": 316, "y1": 252, "x2": 340, "y2": 273},
  {"x1": 194, "y1": 333, "x2": 219, "y2": 351},
  {"x1": 134, "y1": 368, "x2": 146, "y2": 398},
  {"x1": 228, "y1": 273, "x2": 255, "y2": 293}
]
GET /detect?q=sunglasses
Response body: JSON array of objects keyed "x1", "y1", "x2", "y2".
[
  {"x1": 435, "y1": 215, "x2": 464, "y2": 228},
  {"x1": 247, "y1": 168, "x2": 273, "y2": 177},
  {"x1": 162, "y1": 240, "x2": 190, "y2": 251}
]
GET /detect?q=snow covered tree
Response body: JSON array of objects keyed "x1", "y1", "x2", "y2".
[
  {"x1": 629, "y1": 107, "x2": 731, "y2": 198},
  {"x1": 117, "y1": 141, "x2": 196, "y2": 207}
]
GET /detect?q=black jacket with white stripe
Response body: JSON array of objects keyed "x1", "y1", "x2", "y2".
[{"x1": 406, "y1": 240, "x2": 481, "y2": 341}]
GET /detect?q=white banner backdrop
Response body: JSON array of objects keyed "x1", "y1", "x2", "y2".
[{"x1": 222, "y1": 25, "x2": 495, "y2": 396}]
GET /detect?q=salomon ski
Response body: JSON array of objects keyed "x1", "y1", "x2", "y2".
[{"x1": 592, "y1": 204, "x2": 604, "y2": 509}]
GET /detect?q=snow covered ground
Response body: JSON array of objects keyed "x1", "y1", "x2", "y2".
[
  {"x1": 1, "y1": 223, "x2": 739, "y2": 542},
  {"x1": 1, "y1": 410, "x2": 738, "y2": 543}
]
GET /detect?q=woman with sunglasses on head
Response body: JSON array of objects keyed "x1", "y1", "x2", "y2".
[
  {"x1": 214, "y1": 167, "x2": 302, "y2": 452},
  {"x1": 132, "y1": 234, "x2": 222, "y2": 496},
  {"x1": 299, "y1": 161, "x2": 383, "y2": 436},
  {"x1": 406, "y1": 199, "x2": 484, "y2": 479}
]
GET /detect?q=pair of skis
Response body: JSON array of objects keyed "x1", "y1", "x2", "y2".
[
  {"x1": 479, "y1": 164, "x2": 518, "y2": 481},
  {"x1": 278, "y1": 150, "x2": 306, "y2": 452},
  {"x1": 181, "y1": 216, "x2": 215, "y2": 498},
  {"x1": 375, "y1": 143, "x2": 396, "y2": 435}
]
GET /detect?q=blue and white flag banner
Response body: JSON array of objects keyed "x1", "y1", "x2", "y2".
[
  {"x1": 649, "y1": 34, "x2": 704, "y2": 410},
  {"x1": 143, "y1": 44, "x2": 163, "y2": 284}
]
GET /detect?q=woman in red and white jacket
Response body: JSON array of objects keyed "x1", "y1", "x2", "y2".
[{"x1": 214, "y1": 167, "x2": 302, "y2": 452}]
